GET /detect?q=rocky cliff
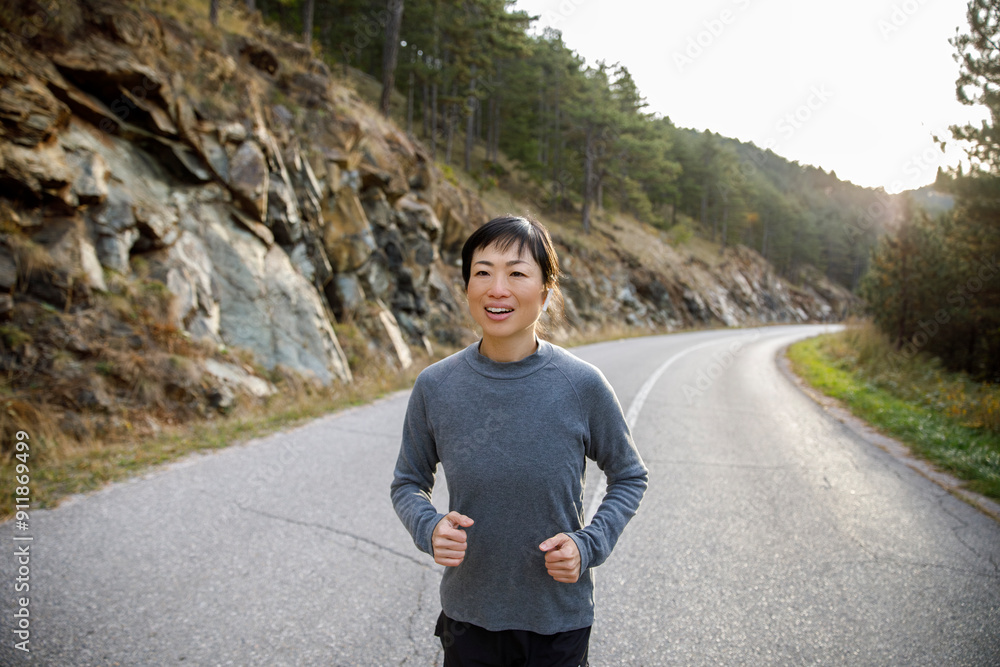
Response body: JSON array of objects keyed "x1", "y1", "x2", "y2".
[{"x1": 0, "y1": 1, "x2": 854, "y2": 445}]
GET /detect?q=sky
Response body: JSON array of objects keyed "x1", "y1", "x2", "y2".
[{"x1": 513, "y1": 0, "x2": 991, "y2": 193}]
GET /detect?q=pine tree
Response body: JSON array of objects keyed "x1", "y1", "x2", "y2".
[{"x1": 380, "y1": 0, "x2": 405, "y2": 117}]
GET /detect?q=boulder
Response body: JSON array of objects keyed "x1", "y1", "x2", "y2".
[
  {"x1": 433, "y1": 180, "x2": 479, "y2": 257},
  {"x1": 266, "y1": 171, "x2": 303, "y2": 245},
  {"x1": 90, "y1": 181, "x2": 138, "y2": 272},
  {"x1": 66, "y1": 148, "x2": 109, "y2": 204},
  {"x1": 376, "y1": 302, "x2": 412, "y2": 370},
  {"x1": 198, "y1": 130, "x2": 229, "y2": 181},
  {"x1": 154, "y1": 230, "x2": 220, "y2": 342},
  {"x1": 288, "y1": 242, "x2": 315, "y2": 283},
  {"x1": 0, "y1": 71, "x2": 71, "y2": 147},
  {"x1": 132, "y1": 203, "x2": 179, "y2": 251},
  {"x1": 396, "y1": 193, "x2": 442, "y2": 242},
  {"x1": 238, "y1": 38, "x2": 280, "y2": 76},
  {"x1": 26, "y1": 218, "x2": 96, "y2": 305},
  {"x1": 50, "y1": 36, "x2": 165, "y2": 107},
  {"x1": 203, "y1": 358, "x2": 275, "y2": 399},
  {"x1": 195, "y1": 202, "x2": 351, "y2": 384},
  {"x1": 262, "y1": 245, "x2": 352, "y2": 383},
  {"x1": 118, "y1": 85, "x2": 178, "y2": 137},
  {"x1": 325, "y1": 272, "x2": 366, "y2": 320},
  {"x1": 230, "y1": 208, "x2": 274, "y2": 247},
  {"x1": 321, "y1": 190, "x2": 375, "y2": 273},
  {"x1": 0, "y1": 140, "x2": 74, "y2": 205},
  {"x1": 0, "y1": 244, "x2": 17, "y2": 290},
  {"x1": 218, "y1": 121, "x2": 249, "y2": 145},
  {"x1": 228, "y1": 140, "x2": 269, "y2": 220}
]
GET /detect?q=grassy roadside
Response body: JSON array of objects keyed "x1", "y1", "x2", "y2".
[
  {"x1": 786, "y1": 323, "x2": 1000, "y2": 501},
  {"x1": 0, "y1": 350, "x2": 439, "y2": 516}
]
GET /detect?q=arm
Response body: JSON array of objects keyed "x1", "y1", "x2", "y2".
[
  {"x1": 568, "y1": 372, "x2": 648, "y2": 573},
  {"x1": 390, "y1": 380, "x2": 448, "y2": 556}
]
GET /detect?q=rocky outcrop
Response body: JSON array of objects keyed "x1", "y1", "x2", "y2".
[
  {"x1": 550, "y1": 230, "x2": 854, "y2": 338},
  {"x1": 0, "y1": 0, "x2": 854, "y2": 443}
]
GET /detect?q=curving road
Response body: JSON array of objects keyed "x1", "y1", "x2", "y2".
[{"x1": 1, "y1": 324, "x2": 998, "y2": 665}]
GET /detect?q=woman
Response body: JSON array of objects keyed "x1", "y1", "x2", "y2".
[{"x1": 390, "y1": 215, "x2": 648, "y2": 666}]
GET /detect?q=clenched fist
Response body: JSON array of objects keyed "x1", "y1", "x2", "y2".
[
  {"x1": 539, "y1": 533, "x2": 581, "y2": 583},
  {"x1": 432, "y1": 511, "x2": 474, "y2": 567}
]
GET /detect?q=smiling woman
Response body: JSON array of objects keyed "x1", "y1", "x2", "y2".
[
  {"x1": 461, "y1": 216, "x2": 561, "y2": 362},
  {"x1": 390, "y1": 215, "x2": 648, "y2": 666}
]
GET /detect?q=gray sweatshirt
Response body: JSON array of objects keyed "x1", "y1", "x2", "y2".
[{"x1": 390, "y1": 339, "x2": 648, "y2": 634}]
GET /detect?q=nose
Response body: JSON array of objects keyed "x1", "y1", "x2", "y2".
[{"x1": 486, "y1": 274, "x2": 511, "y2": 297}]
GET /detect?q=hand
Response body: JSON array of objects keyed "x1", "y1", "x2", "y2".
[
  {"x1": 432, "y1": 511, "x2": 474, "y2": 567},
  {"x1": 539, "y1": 533, "x2": 581, "y2": 583}
]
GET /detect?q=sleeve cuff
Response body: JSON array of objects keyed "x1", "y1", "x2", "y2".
[
  {"x1": 421, "y1": 512, "x2": 447, "y2": 555},
  {"x1": 567, "y1": 531, "x2": 591, "y2": 573}
]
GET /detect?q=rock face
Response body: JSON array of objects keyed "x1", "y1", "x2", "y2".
[{"x1": 0, "y1": 1, "x2": 855, "y2": 439}]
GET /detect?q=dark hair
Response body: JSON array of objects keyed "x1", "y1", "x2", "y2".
[{"x1": 461, "y1": 215, "x2": 560, "y2": 290}]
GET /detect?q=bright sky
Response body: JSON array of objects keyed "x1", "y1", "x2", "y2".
[{"x1": 514, "y1": 0, "x2": 991, "y2": 193}]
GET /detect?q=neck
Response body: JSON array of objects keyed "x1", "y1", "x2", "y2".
[{"x1": 479, "y1": 332, "x2": 539, "y2": 363}]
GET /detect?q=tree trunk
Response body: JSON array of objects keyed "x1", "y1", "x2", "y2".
[
  {"x1": 421, "y1": 78, "x2": 429, "y2": 138},
  {"x1": 406, "y1": 68, "x2": 415, "y2": 134},
  {"x1": 380, "y1": 0, "x2": 404, "y2": 117},
  {"x1": 897, "y1": 235, "x2": 909, "y2": 346},
  {"x1": 700, "y1": 188, "x2": 708, "y2": 235},
  {"x1": 302, "y1": 0, "x2": 315, "y2": 46},
  {"x1": 538, "y1": 83, "x2": 546, "y2": 166},
  {"x1": 246, "y1": 0, "x2": 256, "y2": 12},
  {"x1": 446, "y1": 97, "x2": 456, "y2": 165},
  {"x1": 486, "y1": 97, "x2": 495, "y2": 162},
  {"x1": 430, "y1": 0, "x2": 440, "y2": 157},
  {"x1": 430, "y1": 82, "x2": 438, "y2": 159},
  {"x1": 582, "y1": 124, "x2": 595, "y2": 234},
  {"x1": 720, "y1": 204, "x2": 729, "y2": 250},
  {"x1": 209, "y1": 0, "x2": 219, "y2": 26},
  {"x1": 491, "y1": 96, "x2": 501, "y2": 162},
  {"x1": 464, "y1": 72, "x2": 477, "y2": 172},
  {"x1": 551, "y1": 82, "x2": 562, "y2": 209}
]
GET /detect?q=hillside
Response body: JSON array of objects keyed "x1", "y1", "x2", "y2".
[{"x1": 0, "y1": 0, "x2": 857, "y2": 458}]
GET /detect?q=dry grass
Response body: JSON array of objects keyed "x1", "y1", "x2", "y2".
[
  {"x1": 135, "y1": 0, "x2": 256, "y2": 44},
  {"x1": 0, "y1": 337, "x2": 451, "y2": 516},
  {"x1": 788, "y1": 322, "x2": 1000, "y2": 500},
  {"x1": 829, "y1": 320, "x2": 1000, "y2": 433}
]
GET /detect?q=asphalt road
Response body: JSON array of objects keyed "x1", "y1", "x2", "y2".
[{"x1": 2, "y1": 324, "x2": 998, "y2": 665}]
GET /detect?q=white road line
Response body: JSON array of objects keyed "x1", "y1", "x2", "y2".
[{"x1": 584, "y1": 337, "x2": 734, "y2": 522}]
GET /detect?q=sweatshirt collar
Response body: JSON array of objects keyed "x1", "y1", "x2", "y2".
[{"x1": 464, "y1": 338, "x2": 553, "y2": 379}]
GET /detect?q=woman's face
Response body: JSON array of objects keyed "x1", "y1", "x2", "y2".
[{"x1": 466, "y1": 241, "x2": 548, "y2": 356}]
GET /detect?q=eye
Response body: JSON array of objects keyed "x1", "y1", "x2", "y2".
[
  {"x1": 474, "y1": 269, "x2": 490, "y2": 277},
  {"x1": 510, "y1": 271, "x2": 526, "y2": 277}
]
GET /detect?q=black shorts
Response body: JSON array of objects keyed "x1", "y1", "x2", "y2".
[{"x1": 435, "y1": 611, "x2": 590, "y2": 667}]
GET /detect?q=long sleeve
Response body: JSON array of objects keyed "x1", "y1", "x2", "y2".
[
  {"x1": 389, "y1": 341, "x2": 646, "y2": 635},
  {"x1": 570, "y1": 371, "x2": 648, "y2": 573},
  {"x1": 390, "y1": 378, "x2": 446, "y2": 556}
]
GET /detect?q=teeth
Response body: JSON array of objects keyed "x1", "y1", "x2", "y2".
[{"x1": 487, "y1": 307, "x2": 512, "y2": 313}]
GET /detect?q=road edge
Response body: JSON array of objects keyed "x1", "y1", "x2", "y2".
[{"x1": 776, "y1": 344, "x2": 1000, "y2": 525}]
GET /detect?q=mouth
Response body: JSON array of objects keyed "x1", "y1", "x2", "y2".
[{"x1": 484, "y1": 306, "x2": 514, "y2": 321}]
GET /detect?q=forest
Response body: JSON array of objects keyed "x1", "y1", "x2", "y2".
[
  {"x1": 862, "y1": 0, "x2": 1000, "y2": 380},
  {"x1": 230, "y1": 0, "x2": 1000, "y2": 379},
  {"x1": 209, "y1": 0, "x2": 896, "y2": 293}
]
